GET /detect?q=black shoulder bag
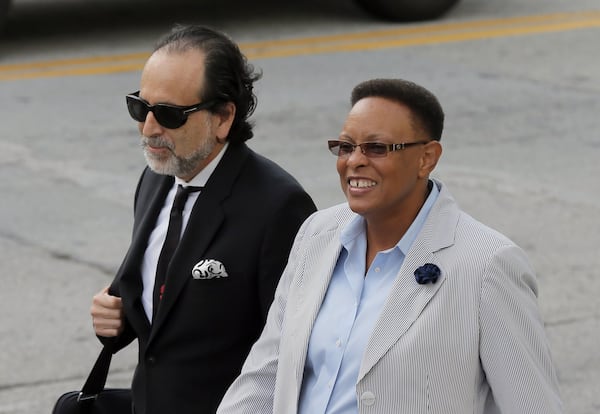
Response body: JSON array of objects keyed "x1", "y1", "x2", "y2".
[{"x1": 52, "y1": 345, "x2": 132, "y2": 414}]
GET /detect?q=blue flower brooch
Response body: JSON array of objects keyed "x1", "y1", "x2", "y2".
[{"x1": 414, "y1": 263, "x2": 441, "y2": 285}]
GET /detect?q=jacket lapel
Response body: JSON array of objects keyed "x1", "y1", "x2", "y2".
[
  {"x1": 357, "y1": 182, "x2": 459, "y2": 381},
  {"x1": 119, "y1": 172, "x2": 174, "y2": 336},
  {"x1": 277, "y1": 216, "x2": 350, "y2": 412},
  {"x1": 149, "y1": 143, "x2": 250, "y2": 339},
  {"x1": 291, "y1": 232, "x2": 343, "y2": 384}
]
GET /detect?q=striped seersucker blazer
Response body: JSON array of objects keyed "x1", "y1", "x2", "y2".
[{"x1": 217, "y1": 179, "x2": 563, "y2": 414}]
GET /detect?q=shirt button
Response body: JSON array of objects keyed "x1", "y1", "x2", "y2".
[
  {"x1": 336, "y1": 339, "x2": 342, "y2": 347},
  {"x1": 360, "y1": 391, "x2": 376, "y2": 406},
  {"x1": 147, "y1": 356, "x2": 156, "y2": 365},
  {"x1": 327, "y1": 380, "x2": 333, "y2": 388},
  {"x1": 375, "y1": 267, "x2": 381, "y2": 272}
]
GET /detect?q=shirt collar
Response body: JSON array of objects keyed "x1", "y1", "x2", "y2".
[
  {"x1": 174, "y1": 142, "x2": 229, "y2": 188},
  {"x1": 340, "y1": 179, "x2": 440, "y2": 255},
  {"x1": 398, "y1": 180, "x2": 439, "y2": 255}
]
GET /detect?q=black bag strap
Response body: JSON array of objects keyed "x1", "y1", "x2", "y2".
[
  {"x1": 78, "y1": 285, "x2": 121, "y2": 403},
  {"x1": 77, "y1": 345, "x2": 113, "y2": 402}
]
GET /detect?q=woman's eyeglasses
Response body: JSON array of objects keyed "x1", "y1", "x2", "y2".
[
  {"x1": 327, "y1": 140, "x2": 429, "y2": 158},
  {"x1": 125, "y1": 91, "x2": 216, "y2": 129}
]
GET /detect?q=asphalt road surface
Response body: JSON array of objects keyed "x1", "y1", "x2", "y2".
[{"x1": 1, "y1": 0, "x2": 599, "y2": 412}]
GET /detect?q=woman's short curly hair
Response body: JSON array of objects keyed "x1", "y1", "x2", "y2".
[{"x1": 351, "y1": 78, "x2": 444, "y2": 141}]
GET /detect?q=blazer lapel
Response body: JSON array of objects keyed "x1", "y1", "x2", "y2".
[
  {"x1": 119, "y1": 172, "x2": 174, "y2": 335},
  {"x1": 290, "y1": 231, "x2": 343, "y2": 384},
  {"x1": 277, "y1": 218, "x2": 349, "y2": 411},
  {"x1": 150, "y1": 195, "x2": 225, "y2": 335},
  {"x1": 149, "y1": 143, "x2": 249, "y2": 338},
  {"x1": 357, "y1": 182, "x2": 459, "y2": 381}
]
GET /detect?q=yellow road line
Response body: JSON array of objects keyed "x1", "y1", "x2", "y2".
[
  {"x1": 1, "y1": 10, "x2": 599, "y2": 81},
  {"x1": 241, "y1": 10, "x2": 600, "y2": 49},
  {"x1": 243, "y1": 12, "x2": 600, "y2": 59}
]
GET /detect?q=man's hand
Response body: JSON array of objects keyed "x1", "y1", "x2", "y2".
[{"x1": 91, "y1": 286, "x2": 124, "y2": 337}]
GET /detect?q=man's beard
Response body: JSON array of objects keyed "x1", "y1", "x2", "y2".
[{"x1": 141, "y1": 136, "x2": 217, "y2": 178}]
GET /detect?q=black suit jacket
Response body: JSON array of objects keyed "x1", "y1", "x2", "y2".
[{"x1": 107, "y1": 142, "x2": 316, "y2": 414}]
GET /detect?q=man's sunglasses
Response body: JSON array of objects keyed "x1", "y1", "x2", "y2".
[
  {"x1": 327, "y1": 140, "x2": 430, "y2": 158},
  {"x1": 125, "y1": 91, "x2": 216, "y2": 129}
]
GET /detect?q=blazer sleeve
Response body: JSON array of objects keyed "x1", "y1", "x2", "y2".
[{"x1": 479, "y1": 244, "x2": 563, "y2": 413}]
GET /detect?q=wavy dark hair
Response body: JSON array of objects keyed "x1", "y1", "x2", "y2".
[
  {"x1": 351, "y1": 78, "x2": 444, "y2": 141},
  {"x1": 154, "y1": 24, "x2": 262, "y2": 143}
]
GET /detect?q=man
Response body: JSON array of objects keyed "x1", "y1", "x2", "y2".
[
  {"x1": 90, "y1": 24, "x2": 316, "y2": 414},
  {"x1": 217, "y1": 78, "x2": 563, "y2": 413}
]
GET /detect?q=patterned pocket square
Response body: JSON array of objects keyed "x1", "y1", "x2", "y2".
[{"x1": 191, "y1": 259, "x2": 229, "y2": 280}]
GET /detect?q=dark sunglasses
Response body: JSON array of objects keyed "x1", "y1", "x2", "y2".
[
  {"x1": 125, "y1": 91, "x2": 216, "y2": 129},
  {"x1": 327, "y1": 140, "x2": 430, "y2": 158}
]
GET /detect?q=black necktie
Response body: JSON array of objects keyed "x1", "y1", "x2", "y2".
[{"x1": 153, "y1": 184, "x2": 202, "y2": 317}]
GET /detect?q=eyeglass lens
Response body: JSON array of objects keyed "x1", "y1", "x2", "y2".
[{"x1": 328, "y1": 141, "x2": 390, "y2": 157}]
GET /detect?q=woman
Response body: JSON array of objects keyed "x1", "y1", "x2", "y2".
[{"x1": 217, "y1": 78, "x2": 563, "y2": 414}]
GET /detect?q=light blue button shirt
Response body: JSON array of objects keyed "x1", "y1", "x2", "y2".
[{"x1": 298, "y1": 181, "x2": 439, "y2": 414}]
